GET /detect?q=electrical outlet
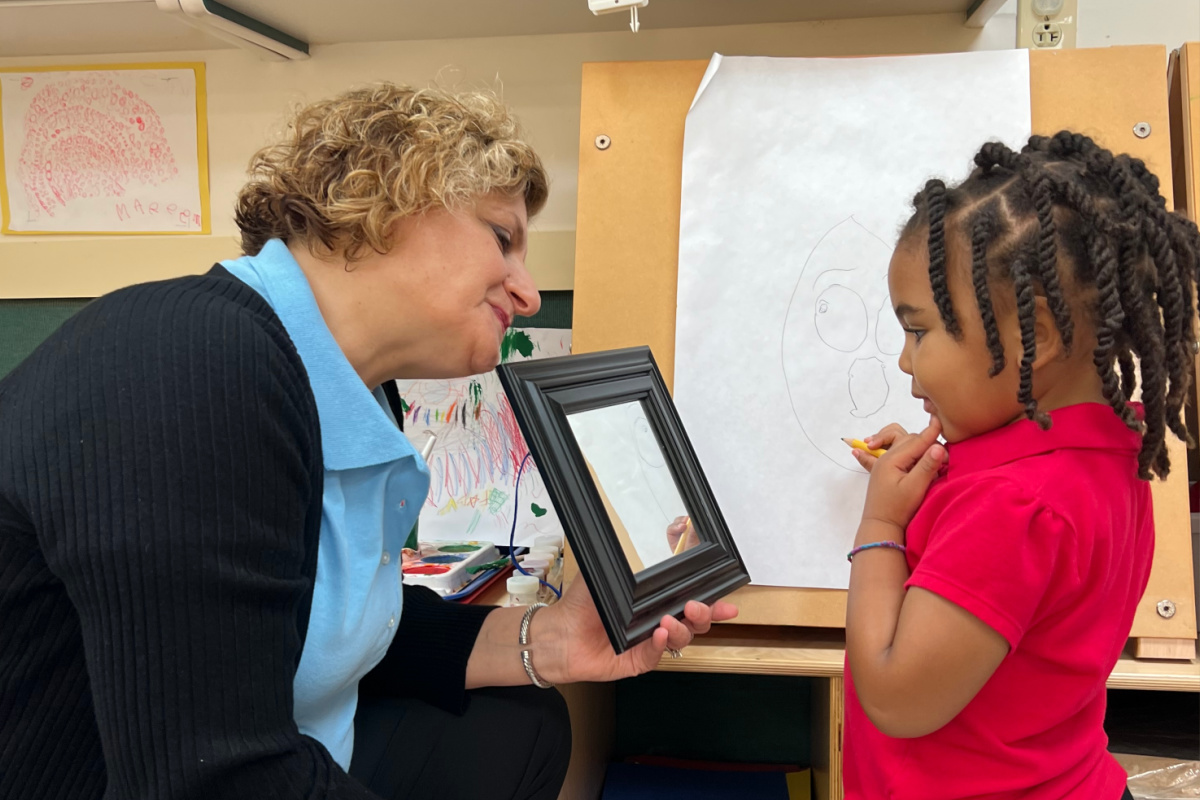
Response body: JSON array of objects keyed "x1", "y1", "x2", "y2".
[{"x1": 1017, "y1": 0, "x2": 1077, "y2": 50}]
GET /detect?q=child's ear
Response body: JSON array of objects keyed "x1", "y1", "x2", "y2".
[{"x1": 1030, "y1": 296, "x2": 1065, "y2": 369}]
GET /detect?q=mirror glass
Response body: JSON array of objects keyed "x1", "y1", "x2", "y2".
[{"x1": 567, "y1": 400, "x2": 700, "y2": 572}]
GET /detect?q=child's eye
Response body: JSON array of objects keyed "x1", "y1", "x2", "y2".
[
  {"x1": 903, "y1": 327, "x2": 926, "y2": 343},
  {"x1": 491, "y1": 225, "x2": 512, "y2": 253}
]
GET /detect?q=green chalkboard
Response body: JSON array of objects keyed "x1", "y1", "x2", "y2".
[{"x1": 0, "y1": 299, "x2": 90, "y2": 379}]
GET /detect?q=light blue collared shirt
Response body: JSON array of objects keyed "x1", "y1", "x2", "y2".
[{"x1": 222, "y1": 239, "x2": 429, "y2": 769}]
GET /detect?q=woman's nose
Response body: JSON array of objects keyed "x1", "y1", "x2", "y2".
[{"x1": 508, "y1": 264, "x2": 541, "y2": 318}]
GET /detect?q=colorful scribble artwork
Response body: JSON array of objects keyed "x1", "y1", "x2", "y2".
[
  {"x1": 394, "y1": 328, "x2": 570, "y2": 547},
  {"x1": 0, "y1": 66, "x2": 207, "y2": 234}
]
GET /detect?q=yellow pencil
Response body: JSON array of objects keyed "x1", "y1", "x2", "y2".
[
  {"x1": 673, "y1": 517, "x2": 693, "y2": 556},
  {"x1": 842, "y1": 437, "x2": 887, "y2": 458}
]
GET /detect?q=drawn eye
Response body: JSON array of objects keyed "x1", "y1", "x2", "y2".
[
  {"x1": 814, "y1": 285, "x2": 868, "y2": 353},
  {"x1": 876, "y1": 300, "x2": 904, "y2": 355}
]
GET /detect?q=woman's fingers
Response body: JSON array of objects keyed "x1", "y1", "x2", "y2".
[{"x1": 659, "y1": 614, "x2": 693, "y2": 649}]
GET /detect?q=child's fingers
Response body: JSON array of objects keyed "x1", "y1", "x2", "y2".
[
  {"x1": 900, "y1": 442, "x2": 947, "y2": 494},
  {"x1": 665, "y1": 517, "x2": 688, "y2": 548},
  {"x1": 882, "y1": 420, "x2": 943, "y2": 471},
  {"x1": 864, "y1": 423, "x2": 911, "y2": 449},
  {"x1": 851, "y1": 448, "x2": 878, "y2": 471}
]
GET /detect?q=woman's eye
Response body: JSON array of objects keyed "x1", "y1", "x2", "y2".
[
  {"x1": 492, "y1": 226, "x2": 512, "y2": 252},
  {"x1": 904, "y1": 328, "x2": 925, "y2": 343}
]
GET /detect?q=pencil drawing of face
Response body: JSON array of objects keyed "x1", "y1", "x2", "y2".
[{"x1": 781, "y1": 217, "x2": 914, "y2": 471}]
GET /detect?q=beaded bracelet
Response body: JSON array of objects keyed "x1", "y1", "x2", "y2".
[
  {"x1": 519, "y1": 602, "x2": 554, "y2": 689},
  {"x1": 847, "y1": 540, "x2": 907, "y2": 562}
]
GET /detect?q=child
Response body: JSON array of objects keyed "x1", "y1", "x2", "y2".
[{"x1": 842, "y1": 131, "x2": 1200, "y2": 800}]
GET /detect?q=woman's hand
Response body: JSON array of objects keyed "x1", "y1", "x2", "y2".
[
  {"x1": 853, "y1": 418, "x2": 946, "y2": 547},
  {"x1": 535, "y1": 577, "x2": 738, "y2": 685}
]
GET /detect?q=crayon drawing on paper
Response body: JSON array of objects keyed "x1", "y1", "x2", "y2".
[
  {"x1": 674, "y1": 51, "x2": 1032, "y2": 589},
  {"x1": 0, "y1": 64, "x2": 209, "y2": 234},
  {"x1": 394, "y1": 328, "x2": 570, "y2": 547}
]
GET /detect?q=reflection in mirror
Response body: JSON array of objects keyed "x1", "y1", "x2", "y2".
[{"x1": 567, "y1": 401, "x2": 700, "y2": 573}]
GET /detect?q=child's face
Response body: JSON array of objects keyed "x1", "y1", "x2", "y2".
[{"x1": 887, "y1": 234, "x2": 1026, "y2": 443}]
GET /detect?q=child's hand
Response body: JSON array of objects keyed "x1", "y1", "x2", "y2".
[{"x1": 857, "y1": 418, "x2": 946, "y2": 540}]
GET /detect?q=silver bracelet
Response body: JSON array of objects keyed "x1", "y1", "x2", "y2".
[{"x1": 519, "y1": 602, "x2": 553, "y2": 689}]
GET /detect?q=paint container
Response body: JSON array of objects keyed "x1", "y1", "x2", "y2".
[
  {"x1": 505, "y1": 574, "x2": 540, "y2": 606},
  {"x1": 520, "y1": 558, "x2": 550, "y2": 574},
  {"x1": 437, "y1": 543, "x2": 483, "y2": 554},
  {"x1": 401, "y1": 540, "x2": 499, "y2": 596},
  {"x1": 534, "y1": 534, "x2": 564, "y2": 552}
]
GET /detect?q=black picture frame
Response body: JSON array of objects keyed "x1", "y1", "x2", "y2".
[{"x1": 497, "y1": 346, "x2": 750, "y2": 654}]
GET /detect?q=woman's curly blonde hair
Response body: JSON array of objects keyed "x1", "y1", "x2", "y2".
[{"x1": 234, "y1": 83, "x2": 549, "y2": 259}]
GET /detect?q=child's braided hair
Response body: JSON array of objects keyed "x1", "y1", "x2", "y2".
[{"x1": 903, "y1": 131, "x2": 1200, "y2": 480}]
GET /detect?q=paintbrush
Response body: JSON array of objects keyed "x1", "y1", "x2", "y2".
[{"x1": 403, "y1": 431, "x2": 439, "y2": 551}]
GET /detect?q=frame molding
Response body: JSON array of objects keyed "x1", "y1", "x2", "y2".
[{"x1": 498, "y1": 346, "x2": 750, "y2": 653}]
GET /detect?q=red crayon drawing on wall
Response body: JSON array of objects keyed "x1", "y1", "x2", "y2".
[
  {"x1": 1, "y1": 65, "x2": 206, "y2": 234},
  {"x1": 17, "y1": 74, "x2": 179, "y2": 218}
]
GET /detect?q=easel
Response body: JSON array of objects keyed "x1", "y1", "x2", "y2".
[
  {"x1": 572, "y1": 46, "x2": 1198, "y2": 655},
  {"x1": 1168, "y1": 41, "x2": 1200, "y2": 662}
]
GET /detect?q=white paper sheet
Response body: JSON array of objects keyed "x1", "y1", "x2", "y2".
[
  {"x1": 394, "y1": 329, "x2": 570, "y2": 547},
  {"x1": 674, "y1": 51, "x2": 1031, "y2": 589},
  {"x1": 1, "y1": 68, "x2": 205, "y2": 233}
]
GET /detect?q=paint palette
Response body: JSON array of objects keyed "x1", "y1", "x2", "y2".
[{"x1": 401, "y1": 540, "x2": 500, "y2": 596}]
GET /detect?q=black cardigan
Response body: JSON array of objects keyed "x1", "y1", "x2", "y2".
[{"x1": 0, "y1": 267, "x2": 496, "y2": 799}]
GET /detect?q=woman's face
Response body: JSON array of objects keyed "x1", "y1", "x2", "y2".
[{"x1": 380, "y1": 191, "x2": 542, "y2": 379}]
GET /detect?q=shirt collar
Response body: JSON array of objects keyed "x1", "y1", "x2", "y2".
[
  {"x1": 944, "y1": 402, "x2": 1143, "y2": 477},
  {"x1": 221, "y1": 239, "x2": 418, "y2": 471}
]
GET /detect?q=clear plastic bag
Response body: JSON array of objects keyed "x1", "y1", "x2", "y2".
[{"x1": 1114, "y1": 753, "x2": 1200, "y2": 799}]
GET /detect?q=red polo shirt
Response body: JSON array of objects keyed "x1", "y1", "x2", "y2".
[{"x1": 844, "y1": 403, "x2": 1155, "y2": 800}]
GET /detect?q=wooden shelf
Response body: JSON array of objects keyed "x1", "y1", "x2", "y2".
[
  {"x1": 464, "y1": 588, "x2": 1198, "y2": 691},
  {"x1": 655, "y1": 625, "x2": 846, "y2": 678},
  {"x1": 656, "y1": 625, "x2": 1200, "y2": 692}
]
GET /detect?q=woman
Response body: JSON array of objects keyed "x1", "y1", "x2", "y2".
[{"x1": 0, "y1": 84, "x2": 736, "y2": 800}]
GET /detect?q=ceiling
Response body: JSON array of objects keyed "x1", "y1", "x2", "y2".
[{"x1": 0, "y1": 0, "x2": 983, "y2": 58}]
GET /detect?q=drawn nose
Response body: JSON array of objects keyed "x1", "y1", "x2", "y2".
[{"x1": 848, "y1": 357, "x2": 889, "y2": 418}]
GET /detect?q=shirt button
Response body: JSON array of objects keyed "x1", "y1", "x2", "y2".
[
  {"x1": 399, "y1": 499, "x2": 406, "y2": 508},
  {"x1": 381, "y1": 551, "x2": 391, "y2": 565},
  {"x1": 387, "y1": 616, "x2": 396, "y2": 628}
]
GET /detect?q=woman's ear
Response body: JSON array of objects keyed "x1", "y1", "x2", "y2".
[{"x1": 1030, "y1": 296, "x2": 1065, "y2": 370}]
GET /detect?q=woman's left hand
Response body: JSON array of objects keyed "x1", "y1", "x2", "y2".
[{"x1": 537, "y1": 577, "x2": 738, "y2": 684}]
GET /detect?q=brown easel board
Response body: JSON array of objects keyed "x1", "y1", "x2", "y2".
[
  {"x1": 573, "y1": 46, "x2": 1198, "y2": 644},
  {"x1": 1170, "y1": 43, "x2": 1199, "y2": 221}
]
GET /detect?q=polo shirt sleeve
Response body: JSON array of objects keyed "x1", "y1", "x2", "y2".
[{"x1": 906, "y1": 477, "x2": 1073, "y2": 649}]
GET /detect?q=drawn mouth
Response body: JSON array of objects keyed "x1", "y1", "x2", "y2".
[{"x1": 847, "y1": 357, "x2": 889, "y2": 418}]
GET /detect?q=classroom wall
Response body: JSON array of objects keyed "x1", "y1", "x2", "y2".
[
  {"x1": 1078, "y1": 0, "x2": 1199, "y2": 53},
  {"x1": 6, "y1": 2, "x2": 1194, "y2": 295},
  {"x1": 0, "y1": 12, "x2": 1016, "y2": 296}
]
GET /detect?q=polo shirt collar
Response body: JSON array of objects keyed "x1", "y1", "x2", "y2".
[
  {"x1": 222, "y1": 239, "x2": 416, "y2": 471},
  {"x1": 945, "y1": 402, "x2": 1142, "y2": 477}
]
